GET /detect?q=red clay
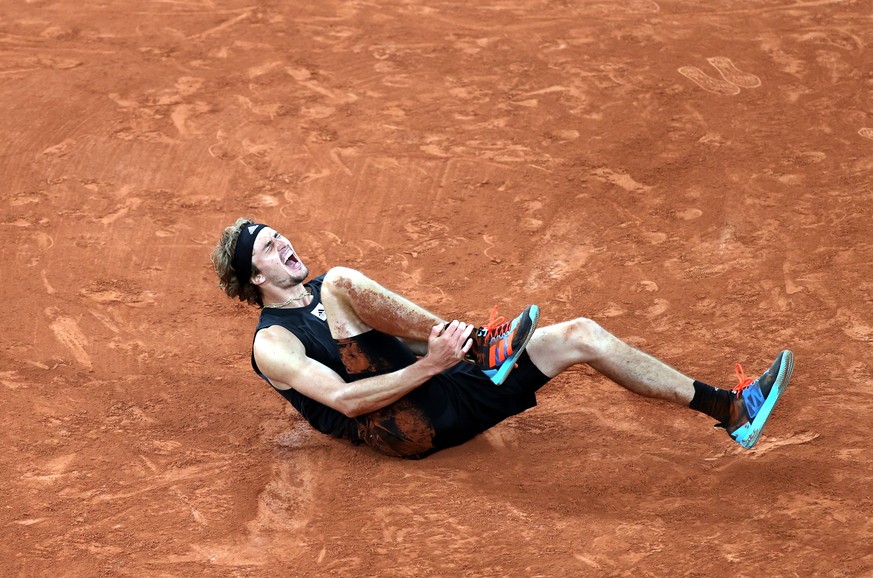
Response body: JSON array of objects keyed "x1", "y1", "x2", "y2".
[{"x1": 2, "y1": 1, "x2": 872, "y2": 576}]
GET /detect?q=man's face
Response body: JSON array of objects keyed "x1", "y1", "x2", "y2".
[{"x1": 250, "y1": 227, "x2": 309, "y2": 288}]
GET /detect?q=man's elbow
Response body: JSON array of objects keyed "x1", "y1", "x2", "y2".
[
  {"x1": 331, "y1": 391, "x2": 368, "y2": 418},
  {"x1": 339, "y1": 403, "x2": 365, "y2": 419}
]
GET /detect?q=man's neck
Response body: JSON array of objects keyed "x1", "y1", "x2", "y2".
[{"x1": 261, "y1": 284, "x2": 312, "y2": 309}]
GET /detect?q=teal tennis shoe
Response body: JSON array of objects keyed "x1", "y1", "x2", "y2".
[
  {"x1": 718, "y1": 350, "x2": 794, "y2": 449},
  {"x1": 464, "y1": 305, "x2": 540, "y2": 386}
]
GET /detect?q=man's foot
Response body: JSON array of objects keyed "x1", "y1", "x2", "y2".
[
  {"x1": 717, "y1": 350, "x2": 794, "y2": 449},
  {"x1": 463, "y1": 305, "x2": 539, "y2": 385}
]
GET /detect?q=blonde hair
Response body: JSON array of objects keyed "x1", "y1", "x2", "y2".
[{"x1": 211, "y1": 217, "x2": 263, "y2": 306}]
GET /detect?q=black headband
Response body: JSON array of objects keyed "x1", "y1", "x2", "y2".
[{"x1": 232, "y1": 223, "x2": 266, "y2": 286}]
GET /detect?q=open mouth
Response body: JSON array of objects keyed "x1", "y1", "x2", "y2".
[{"x1": 280, "y1": 247, "x2": 302, "y2": 270}]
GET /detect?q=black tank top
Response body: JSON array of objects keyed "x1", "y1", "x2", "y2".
[{"x1": 251, "y1": 275, "x2": 359, "y2": 440}]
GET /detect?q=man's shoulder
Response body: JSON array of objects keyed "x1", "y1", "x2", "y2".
[
  {"x1": 255, "y1": 322, "x2": 299, "y2": 337},
  {"x1": 254, "y1": 324, "x2": 303, "y2": 349}
]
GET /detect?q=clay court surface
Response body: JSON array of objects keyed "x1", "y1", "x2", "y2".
[{"x1": 2, "y1": 0, "x2": 872, "y2": 575}]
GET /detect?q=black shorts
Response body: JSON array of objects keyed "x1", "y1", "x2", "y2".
[{"x1": 336, "y1": 330, "x2": 551, "y2": 459}]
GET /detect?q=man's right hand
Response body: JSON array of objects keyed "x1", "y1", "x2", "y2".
[{"x1": 422, "y1": 320, "x2": 475, "y2": 374}]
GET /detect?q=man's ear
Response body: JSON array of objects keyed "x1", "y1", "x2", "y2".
[{"x1": 251, "y1": 273, "x2": 265, "y2": 286}]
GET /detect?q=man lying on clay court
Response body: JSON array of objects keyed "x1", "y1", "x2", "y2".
[{"x1": 211, "y1": 218, "x2": 794, "y2": 459}]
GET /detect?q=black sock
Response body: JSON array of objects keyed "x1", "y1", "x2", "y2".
[{"x1": 689, "y1": 380, "x2": 733, "y2": 424}]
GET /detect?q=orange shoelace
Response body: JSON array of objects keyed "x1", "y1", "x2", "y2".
[
  {"x1": 483, "y1": 305, "x2": 510, "y2": 339},
  {"x1": 732, "y1": 363, "x2": 754, "y2": 392}
]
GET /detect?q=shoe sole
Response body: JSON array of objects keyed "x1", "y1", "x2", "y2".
[
  {"x1": 487, "y1": 305, "x2": 540, "y2": 386},
  {"x1": 731, "y1": 350, "x2": 794, "y2": 449}
]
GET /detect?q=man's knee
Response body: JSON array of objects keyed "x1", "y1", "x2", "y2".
[
  {"x1": 528, "y1": 317, "x2": 614, "y2": 375},
  {"x1": 322, "y1": 266, "x2": 364, "y2": 294},
  {"x1": 566, "y1": 317, "x2": 612, "y2": 360}
]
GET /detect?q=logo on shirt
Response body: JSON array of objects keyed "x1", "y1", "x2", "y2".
[{"x1": 311, "y1": 303, "x2": 327, "y2": 321}]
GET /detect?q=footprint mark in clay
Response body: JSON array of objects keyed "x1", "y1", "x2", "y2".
[
  {"x1": 678, "y1": 66, "x2": 741, "y2": 95},
  {"x1": 679, "y1": 57, "x2": 761, "y2": 95},
  {"x1": 706, "y1": 57, "x2": 761, "y2": 88}
]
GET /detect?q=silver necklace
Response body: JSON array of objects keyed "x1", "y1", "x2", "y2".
[{"x1": 263, "y1": 290, "x2": 312, "y2": 309}]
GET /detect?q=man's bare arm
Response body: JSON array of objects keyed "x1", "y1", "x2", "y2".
[{"x1": 253, "y1": 321, "x2": 473, "y2": 418}]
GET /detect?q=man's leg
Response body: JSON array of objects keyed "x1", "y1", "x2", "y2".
[
  {"x1": 320, "y1": 267, "x2": 444, "y2": 341},
  {"x1": 319, "y1": 267, "x2": 541, "y2": 386},
  {"x1": 525, "y1": 318, "x2": 694, "y2": 405},
  {"x1": 524, "y1": 317, "x2": 794, "y2": 448}
]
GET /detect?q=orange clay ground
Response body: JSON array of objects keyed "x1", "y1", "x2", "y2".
[{"x1": 2, "y1": 1, "x2": 872, "y2": 576}]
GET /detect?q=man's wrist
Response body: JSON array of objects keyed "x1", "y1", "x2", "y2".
[{"x1": 411, "y1": 356, "x2": 443, "y2": 380}]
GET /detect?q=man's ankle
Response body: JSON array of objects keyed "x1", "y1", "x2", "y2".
[{"x1": 689, "y1": 380, "x2": 733, "y2": 424}]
